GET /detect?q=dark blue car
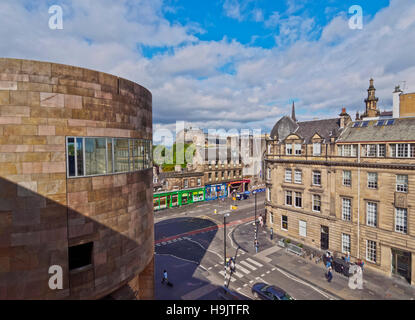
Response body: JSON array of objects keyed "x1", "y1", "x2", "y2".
[{"x1": 251, "y1": 283, "x2": 294, "y2": 300}]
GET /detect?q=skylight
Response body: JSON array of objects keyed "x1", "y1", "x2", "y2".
[
  {"x1": 361, "y1": 121, "x2": 369, "y2": 127},
  {"x1": 386, "y1": 119, "x2": 395, "y2": 126},
  {"x1": 376, "y1": 120, "x2": 385, "y2": 126},
  {"x1": 353, "y1": 122, "x2": 361, "y2": 128}
]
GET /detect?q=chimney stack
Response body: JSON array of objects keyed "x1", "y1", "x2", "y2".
[
  {"x1": 393, "y1": 85, "x2": 403, "y2": 119},
  {"x1": 339, "y1": 108, "x2": 351, "y2": 128}
]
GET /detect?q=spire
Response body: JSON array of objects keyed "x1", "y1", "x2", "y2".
[
  {"x1": 364, "y1": 78, "x2": 379, "y2": 118},
  {"x1": 291, "y1": 101, "x2": 297, "y2": 122}
]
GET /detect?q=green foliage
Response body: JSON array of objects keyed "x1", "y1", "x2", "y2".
[{"x1": 158, "y1": 143, "x2": 196, "y2": 171}]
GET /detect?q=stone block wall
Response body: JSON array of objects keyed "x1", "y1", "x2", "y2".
[{"x1": 0, "y1": 58, "x2": 154, "y2": 299}]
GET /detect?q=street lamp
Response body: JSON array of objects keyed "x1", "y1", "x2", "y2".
[
  {"x1": 253, "y1": 190, "x2": 257, "y2": 241},
  {"x1": 224, "y1": 213, "x2": 230, "y2": 287}
]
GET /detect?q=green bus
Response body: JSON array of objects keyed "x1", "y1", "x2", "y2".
[{"x1": 153, "y1": 187, "x2": 205, "y2": 211}]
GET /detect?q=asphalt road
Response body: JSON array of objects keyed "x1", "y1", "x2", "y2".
[{"x1": 154, "y1": 193, "x2": 332, "y2": 300}]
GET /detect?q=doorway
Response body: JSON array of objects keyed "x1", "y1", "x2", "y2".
[
  {"x1": 392, "y1": 249, "x2": 411, "y2": 283},
  {"x1": 321, "y1": 226, "x2": 329, "y2": 250}
]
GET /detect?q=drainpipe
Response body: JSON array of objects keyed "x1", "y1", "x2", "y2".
[{"x1": 357, "y1": 144, "x2": 361, "y2": 260}]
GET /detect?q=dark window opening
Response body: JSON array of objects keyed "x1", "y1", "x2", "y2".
[{"x1": 69, "y1": 242, "x2": 93, "y2": 270}]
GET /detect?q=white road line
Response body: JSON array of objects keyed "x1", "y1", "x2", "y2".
[
  {"x1": 261, "y1": 274, "x2": 265, "y2": 277},
  {"x1": 249, "y1": 280, "x2": 253, "y2": 284},
  {"x1": 218, "y1": 271, "x2": 236, "y2": 282},
  {"x1": 233, "y1": 271, "x2": 245, "y2": 278},
  {"x1": 237, "y1": 287, "x2": 242, "y2": 291},
  {"x1": 246, "y1": 258, "x2": 263, "y2": 268},
  {"x1": 214, "y1": 264, "x2": 219, "y2": 267},
  {"x1": 266, "y1": 271, "x2": 270, "y2": 274},
  {"x1": 243, "y1": 284, "x2": 248, "y2": 287},
  {"x1": 271, "y1": 268, "x2": 276, "y2": 271},
  {"x1": 236, "y1": 265, "x2": 251, "y2": 274},
  {"x1": 240, "y1": 260, "x2": 257, "y2": 271},
  {"x1": 208, "y1": 267, "x2": 212, "y2": 270}
]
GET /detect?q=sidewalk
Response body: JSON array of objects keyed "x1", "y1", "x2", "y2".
[{"x1": 233, "y1": 222, "x2": 415, "y2": 300}]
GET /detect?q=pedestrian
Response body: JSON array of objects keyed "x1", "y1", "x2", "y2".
[
  {"x1": 230, "y1": 257, "x2": 235, "y2": 272},
  {"x1": 254, "y1": 240, "x2": 259, "y2": 253},
  {"x1": 327, "y1": 267, "x2": 333, "y2": 283},
  {"x1": 258, "y1": 215, "x2": 263, "y2": 228},
  {"x1": 345, "y1": 252, "x2": 351, "y2": 264},
  {"x1": 161, "y1": 269, "x2": 168, "y2": 284}
]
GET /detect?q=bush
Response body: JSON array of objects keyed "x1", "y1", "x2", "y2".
[
  {"x1": 297, "y1": 243, "x2": 303, "y2": 248},
  {"x1": 285, "y1": 238, "x2": 291, "y2": 244}
]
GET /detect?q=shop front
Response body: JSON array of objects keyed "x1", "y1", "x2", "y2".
[
  {"x1": 392, "y1": 248, "x2": 412, "y2": 284},
  {"x1": 228, "y1": 179, "x2": 250, "y2": 196},
  {"x1": 205, "y1": 183, "x2": 228, "y2": 201},
  {"x1": 153, "y1": 187, "x2": 205, "y2": 211}
]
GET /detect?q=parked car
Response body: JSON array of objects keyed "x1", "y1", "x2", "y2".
[
  {"x1": 251, "y1": 283, "x2": 294, "y2": 300},
  {"x1": 236, "y1": 191, "x2": 250, "y2": 200}
]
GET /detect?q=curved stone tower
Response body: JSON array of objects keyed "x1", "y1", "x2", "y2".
[{"x1": 0, "y1": 58, "x2": 154, "y2": 299}]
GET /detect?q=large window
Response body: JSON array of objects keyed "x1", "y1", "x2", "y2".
[
  {"x1": 295, "y1": 192, "x2": 302, "y2": 208},
  {"x1": 295, "y1": 144, "x2": 302, "y2": 155},
  {"x1": 343, "y1": 170, "x2": 351, "y2": 187},
  {"x1": 312, "y1": 171, "x2": 321, "y2": 186},
  {"x1": 281, "y1": 215, "x2": 288, "y2": 231},
  {"x1": 67, "y1": 137, "x2": 152, "y2": 178},
  {"x1": 396, "y1": 175, "x2": 408, "y2": 193},
  {"x1": 285, "y1": 191, "x2": 292, "y2": 206},
  {"x1": 313, "y1": 143, "x2": 321, "y2": 156},
  {"x1": 313, "y1": 194, "x2": 321, "y2": 212},
  {"x1": 395, "y1": 208, "x2": 408, "y2": 234},
  {"x1": 366, "y1": 202, "x2": 378, "y2": 227},
  {"x1": 362, "y1": 144, "x2": 385, "y2": 158},
  {"x1": 285, "y1": 169, "x2": 292, "y2": 183},
  {"x1": 366, "y1": 240, "x2": 377, "y2": 263},
  {"x1": 85, "y1": 138, "x2": 107, "y2": 175},
  {"x1": 286, "y1": 144, "x2": 293, "y2": 155},
  {"x1": 368, "y1": 172, "x2": 378, "y2": 189},
  {"x1": 299, "y1": 220, "x2": 307, "y2": 237},
  {"x1": 294, "y1": 170, "x2": 302, "y2": 184},
  {"x1": 391, "y1": 144, "x2": 415, "y2": 158},
  {"x1": 342, "y1": 234, "x2": 351, "y2": 254},
  {"x1": 342, "y1": 198, "x2": 352, "y2": 221},
  {"x1": 339, "y1": 144, "x2": 357, "y2": 157}
]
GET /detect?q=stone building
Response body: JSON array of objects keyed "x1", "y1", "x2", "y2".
[
  {"x1": 0, "y1": 58, "x2": 154, "y2": 299},
  {"x1": 265, "y1": 80, "x2": 415, "y2": 285}
]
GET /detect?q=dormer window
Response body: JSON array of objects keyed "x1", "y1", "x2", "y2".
[
  {"x1": 295, "y1": 144, "x2": 302, "y2": 155},
  {"x1": 313, "y1": 143, "x2": 321, "y2": 156},
  {"x1": 286, "y1": 144, "x2": 293, "y2": 155}
]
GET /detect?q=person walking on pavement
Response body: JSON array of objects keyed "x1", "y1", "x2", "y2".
[
  {"x1": 258, "y1": 215, "x2": 263, "y2": 228},
  {"x1": 161, "y1": 269, "x2": 168, "y2": 284},
  {"x1": 254, "y1": 239, "x2": 259, "y2": 253},
  {"x1": 327, "y1": 267, "x2": 333, "y2": 283}
]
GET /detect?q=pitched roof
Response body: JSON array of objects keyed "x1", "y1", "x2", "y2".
[
  {"x1": 338, "y1": 118, "x2": 415, "y2": 143},
  {"x1": 270, "y1": 116, "x2": 342, "y2": 143},
  {"x1": 295, "y1": 118, "x2": 342, "y2": 143}
]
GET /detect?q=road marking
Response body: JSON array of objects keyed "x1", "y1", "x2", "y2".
[
  {"x1": 249, "y1": 280, "x2": 253, "y2": 284},
  {"x1": 243, "y1": 284, "x2": 248, "y2": 287},
  {"x1": 208, "y1": 267, "x2": 212, "y2": 270},
  {"x1": 246, "y1": 258, "x2": 263, "y2": 267},
  {"x1": 234, "y1": 271, "x2": 245, "y2": 278},
  {"x1": 240, "y1": 260, "x2": 257, "y2": 271},
  {"x1": 261, "y1": 274, "x2": 265, "y2": 277},
  {"x1": 219, "y1": 271, "x2": 236, "y2": 282},
  {"x1": 271, "y1": 268, "x2": 276, "y2": 271},
  {"x1": 266, "y1": 271, "x2": 270, "y2": 274},
  {"x1": 237, "y1": 287, "x2": 242, "y2": 291},
  {"x1": 214, "y1": 264, "x2": 219, "y2": 267},
  {"x1": 236, "y1": 265, "x2": 251, "y2": 274}
]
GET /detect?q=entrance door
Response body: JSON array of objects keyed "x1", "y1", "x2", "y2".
[
  {"x1": 320, "y1": 226, "x2": 329, "y2": 250},
  {"x1": 392, "y1": 249, "x2": 411, "y2": 283}
]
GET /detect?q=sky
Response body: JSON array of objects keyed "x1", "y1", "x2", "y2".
[{"x1": 1, "y1": 0, "x2": 415, "y2": 138}]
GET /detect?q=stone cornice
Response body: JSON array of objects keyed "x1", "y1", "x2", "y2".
[{"x1": 265, "y1": 158, "x2": 415, "y2": 170}]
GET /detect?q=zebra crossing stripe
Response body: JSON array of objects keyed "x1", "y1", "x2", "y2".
[
  {"x1": 219, "y1": 271, "x2": 236, "y2": 282},
  {"x1": 246, "y1": 258, "x2": 263, "y2": 267},
  {"x1": 271, "y1": 267, "x2": 276, "y2": 271},
  {"x1": 240, "y1": 260, "x2": 257, "y2": 271},
  {"x1": 233, "y1": 271, "x2": 244, "y2": 278},
  {"x1": 236, "y1": 265, "x2": 251, "y2": 274}
]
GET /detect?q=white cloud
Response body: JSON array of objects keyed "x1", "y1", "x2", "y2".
[{"x1": 1, "y1": 0, "x2": 415, "y2": 136}]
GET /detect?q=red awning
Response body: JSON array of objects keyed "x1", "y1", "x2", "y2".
[{"x1": 228, "y1": 179, "x2": 250, "y2": 185}]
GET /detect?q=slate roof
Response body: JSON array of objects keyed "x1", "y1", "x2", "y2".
[
  {"x1": 270, "y1": 116, "x2": 342, "y2": 143},
  {"x1": 338, "y1": 118, "x2": 415, "y2": 143},
  {"x1": 295, "y1": 118, "x2": 342, "y2": 144}
]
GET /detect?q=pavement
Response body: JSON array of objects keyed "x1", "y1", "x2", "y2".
[{"x1": 232, "y1": 221, "x2": 415, "y2": 300}]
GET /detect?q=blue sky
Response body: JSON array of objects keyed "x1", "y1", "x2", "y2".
[{"x1": 1, "y1": 0, "x2": 415, "y2": 138}]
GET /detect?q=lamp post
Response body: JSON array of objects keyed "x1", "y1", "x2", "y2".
[
  {"x1": 253, "y1": 190, "x2": 257, "y2": 241},
  {"x1": 224, "y1": 213, "x2": 230, "y2": 287}
]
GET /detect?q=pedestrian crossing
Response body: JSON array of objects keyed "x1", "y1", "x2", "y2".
[{"x1": 213, "y1": 256, "x2": 269, "y2": 288}]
